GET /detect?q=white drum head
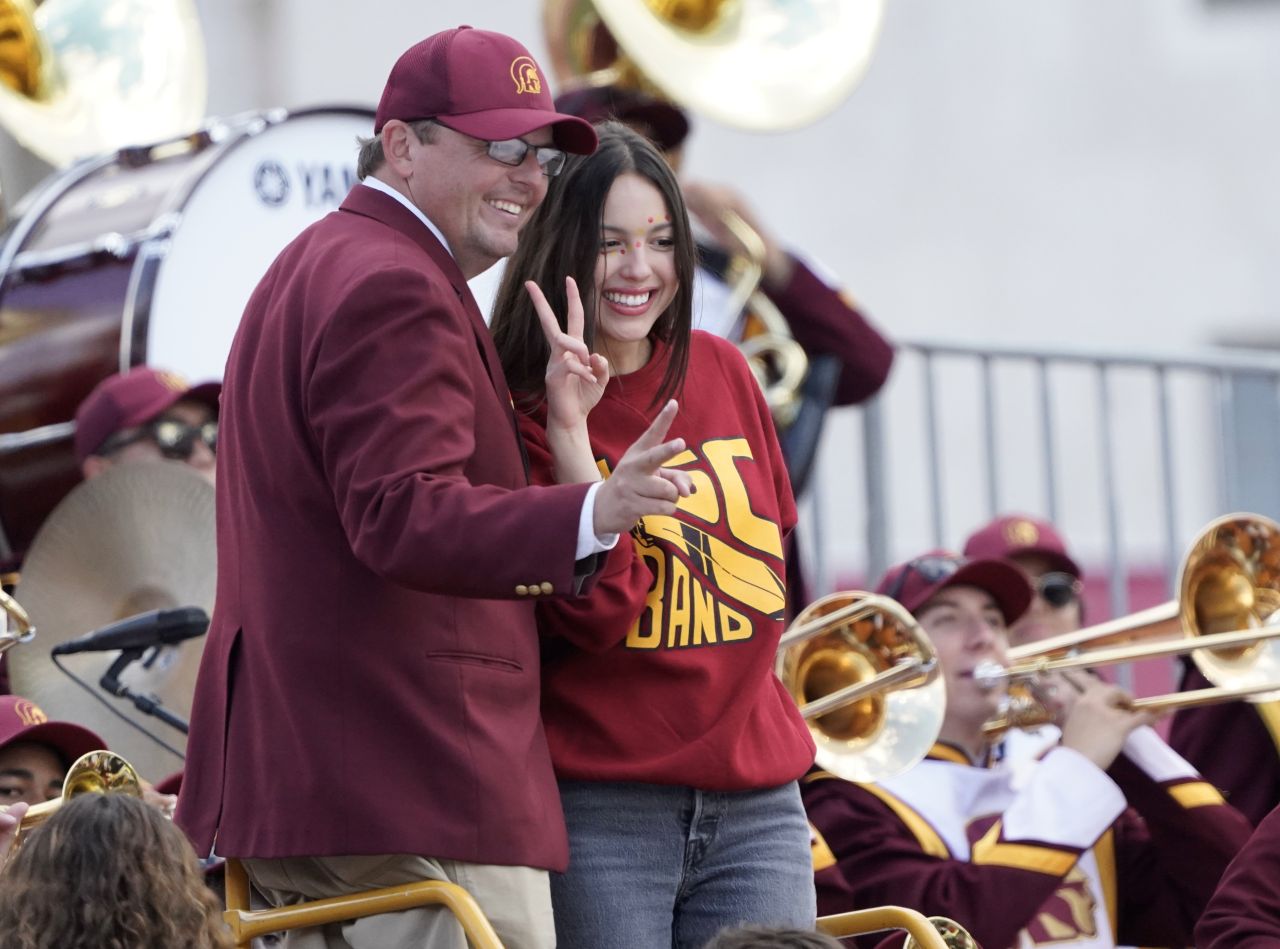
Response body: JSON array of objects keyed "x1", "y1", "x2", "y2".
[{"x1": 147, "y1": 108, "x2": 373, "y2": 381}]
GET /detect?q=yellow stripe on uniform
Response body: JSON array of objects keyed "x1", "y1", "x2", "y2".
[
  {"x1": 971, "y1": 821, "x2": 1079, "y2": 876},
  {"x1": 1169, "y1": 780, "x2": 1225, "y2": 809},
  {"x1": 811, "y1": 823, "x2": 836, "y2": 871},
  {"x1": 1094, "y1": 828, "x2": 1117, "y2": 934}
]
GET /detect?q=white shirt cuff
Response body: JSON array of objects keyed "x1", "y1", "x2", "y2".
[{"x1": 575, "y1": 481, "x2": 619, "y2": 560}]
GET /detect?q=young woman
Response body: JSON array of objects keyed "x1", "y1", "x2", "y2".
[{"x1": 491, "y1": 122, "x2": 816, "y2": 949}]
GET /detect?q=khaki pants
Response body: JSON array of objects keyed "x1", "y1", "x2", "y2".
[{"x1": 243, "y1": 854, "x2": 555, "y2": 949}]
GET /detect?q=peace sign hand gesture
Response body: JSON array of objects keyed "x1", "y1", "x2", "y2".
[{"x1": 526, "y1": 277, "x2": 610, "y2": 435}]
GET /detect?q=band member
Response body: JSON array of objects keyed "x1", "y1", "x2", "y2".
[
  {"x1": 0, "y1": 694, "x2": 106, "y2": 809},
  {"x1": 1196, "y1": 802, "x2": 1280, "y2": 948},
  {"x1": 802, "y1": 550, "x2": 1251, "y2": 949},
  {"x1": 175, "y1": 28, "x2": 691, "y2": 949},
  {"x1": 964, "y1": 513, "x2": 1084, "y2": 648},
  {"x1": 74, "y1": 366, "x2": 220, "y2": 484},
  {"x1": 490, "y1": 122, "x2": 815, "y2": 948}
]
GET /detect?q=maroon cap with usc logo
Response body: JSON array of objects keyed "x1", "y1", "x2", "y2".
[
  {"x1": 373, "y1": 26, "x2": 598, "y2": 155},
  {"x1": 0, "y1": 695, "x2": 106, "y2": 767},
  {"x1": 964, "y1": 514, "x2": 1081, "y2": 578}
]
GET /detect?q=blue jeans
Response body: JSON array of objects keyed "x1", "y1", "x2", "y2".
[{"x1": 551, "y1": 780, "x2": 816, "y2": 949}]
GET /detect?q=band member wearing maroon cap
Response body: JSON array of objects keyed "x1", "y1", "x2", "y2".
[
  {"x1": 175, "y1": 27, "x2": 693, "y2": 949},
  {"x1": 492, "y1": 123, "x2": 814, "y2": 947},
  {"x1": 801, "y1": 551, "x2": 1250, "y2": 949},
  {"x1": 74, "y1": 366, "x2": 220, "y2": 485},
  {"x1": 963, "y1": 513, "x2": 1085, "y2": 648},
  {"x1": 1196, "y1": 801, "x2": 1280, "y2": 948}
]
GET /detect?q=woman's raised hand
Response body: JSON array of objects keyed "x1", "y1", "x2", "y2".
[{"x1": 526, "y1": 277, "x2": 609, "y2": 432}]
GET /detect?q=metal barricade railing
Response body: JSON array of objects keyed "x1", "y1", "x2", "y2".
[{"x1": 810, "y1": 339, "x2": 1280, "y2": 633}]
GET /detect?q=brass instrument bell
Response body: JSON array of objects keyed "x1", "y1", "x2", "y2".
[{"x1": 777, "y1": 591, "x2": 946, "y2": 783}]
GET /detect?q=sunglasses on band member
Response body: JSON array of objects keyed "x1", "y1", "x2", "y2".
[
  {"x1": 1035, "y1": 571, "x2": 1083, "y2": 609},
  {"x1": 885, "y1": 555, "x2": 964, "y2": 603},
  {"x1": 100, "y1": 418, "x2": 217, "y2": 461}
]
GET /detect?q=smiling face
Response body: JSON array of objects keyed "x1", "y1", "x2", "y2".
[
  {"x1": 591, "y1": 172, "x2": 679, "y2": 375},
  {"x1": 405, "y1": 122, "x2": 551, "y2": 279}
]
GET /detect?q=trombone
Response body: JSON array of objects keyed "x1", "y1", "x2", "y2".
[
  {"x1": 976, "y1": 512, "x2": 1280, "y2": 733},
  {"x1": 777, "y1": 591, "x2": 946, "y2": 783}
]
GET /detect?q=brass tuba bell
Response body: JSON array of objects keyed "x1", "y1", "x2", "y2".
[
  {"x1": 543, "y1": 0, "x2": 887, "y2": 132},
  {"x1": 0, "y1": 0, "x2": 206, "y2": 213}
]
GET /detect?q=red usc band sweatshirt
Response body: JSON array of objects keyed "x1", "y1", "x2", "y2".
[{"x1": 518, "y1": 331, "x2": 815, "y2": 790}]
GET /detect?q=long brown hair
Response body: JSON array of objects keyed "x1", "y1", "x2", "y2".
[
  {"x1": 491, "y1": 121, "x2": 696, "y2": 409},
  {"x1": 0, "y1": 794, "x2": 233, "y2": 949}
]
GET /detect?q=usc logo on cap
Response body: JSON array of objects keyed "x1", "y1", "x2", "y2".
[
  {"x1": 155, "y1": 370, "x2": 191, "y2": 394},
  {"x1": 14, "y1": 699, "x2": 47, "y2": 727},
  {"x1": 510, "y1": 56, "x2": 542, "y2": 95},
  {"x1": 1005, "y1": 519, "x2": 1040, "y2": 547}
]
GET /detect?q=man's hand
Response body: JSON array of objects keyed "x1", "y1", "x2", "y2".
[
  {"x1": 527, "y1": 277, "x2": 609, "y2": 433},
  {"x1": 594, "y1": 400, "x2": 694, "y2": 535}
]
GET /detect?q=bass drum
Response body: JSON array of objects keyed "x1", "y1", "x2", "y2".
[{"x1": 0, "y1": 106, "x2": 373, "y2": 560}]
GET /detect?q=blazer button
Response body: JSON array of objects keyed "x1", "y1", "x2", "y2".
[
  {"x1": 515, "y1": 584, "x2": 528, "y2": 596},
  {"x1": 540, "y1": 581, "x2": 554, "y2": 595},
  {"x1": 529, "y1": 584, "x2": 542, "y2": 596}
]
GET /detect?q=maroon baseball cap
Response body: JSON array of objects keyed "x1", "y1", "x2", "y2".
[
  {"x1": 74, "y1": 367, "x2": 220, "y2": 463},
  {"x1": 373, "y1": 26, "x2": 597, "y2": 155},
  {"x1": 964, "y1": 514, "x2": 1081, "y2": 578},
  {"x1": 0, "y1": 695, "x2": 106, "y2": 767},
  {"x1": 553, "y1": 86, "x2": 690, "y2": 153},
  {"x1": 875, "y1": 549, "x2": 1033, "y2": 626}
]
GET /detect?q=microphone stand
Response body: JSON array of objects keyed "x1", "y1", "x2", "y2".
[{"x1": 99, "y1": 649, "x2": 191, "y2": 735}]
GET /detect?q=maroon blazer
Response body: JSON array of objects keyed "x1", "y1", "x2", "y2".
[
  {"x1": 1197, "y1": 802, "x2": 1280, "y2": 948},
  {"x1": 175, "y1": 186, "x2": 592, "y2": 871}
]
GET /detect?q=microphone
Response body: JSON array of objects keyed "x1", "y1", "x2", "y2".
[{"x1": 51, "y1": 607, "x2": 209, "y2": 656}]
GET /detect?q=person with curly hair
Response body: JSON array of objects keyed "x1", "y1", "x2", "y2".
[{"x1": 0, "y1": 793, "x2": 232, "y2": 949}]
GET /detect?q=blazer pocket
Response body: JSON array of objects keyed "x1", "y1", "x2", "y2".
[{"x1": 424, "y1": 650, "x2": 524, "y2": 674}]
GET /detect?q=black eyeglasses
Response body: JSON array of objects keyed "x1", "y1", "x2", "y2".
[
  {"x1": 1035, "y1": 572, "x2": 1082, "y2": 609},
  {"x1": 885, "y1": 555, "x2": 964, "y2": 602},
  {"x1": 484, "y1": 137, "x2": 567, "y2": 177},
  {"x1": 101, "y1": 418, "x2": 217, "y2": 461}
]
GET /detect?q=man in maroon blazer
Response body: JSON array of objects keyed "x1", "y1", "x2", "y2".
[{"x1": 175, "y1": 26, "x2": 692, "y2": 949}]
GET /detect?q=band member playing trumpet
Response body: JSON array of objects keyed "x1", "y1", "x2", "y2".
[
  {"x1": 801, "y1": 551, "x2": 1251, "y2": 949},
  {"x1": 490, "y1": 122, "x2": 816, "y2": 948}
]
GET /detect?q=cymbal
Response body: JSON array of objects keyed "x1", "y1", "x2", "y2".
[{"x1": 9, "y1": 462, "x2": 214, "y2": 780}]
